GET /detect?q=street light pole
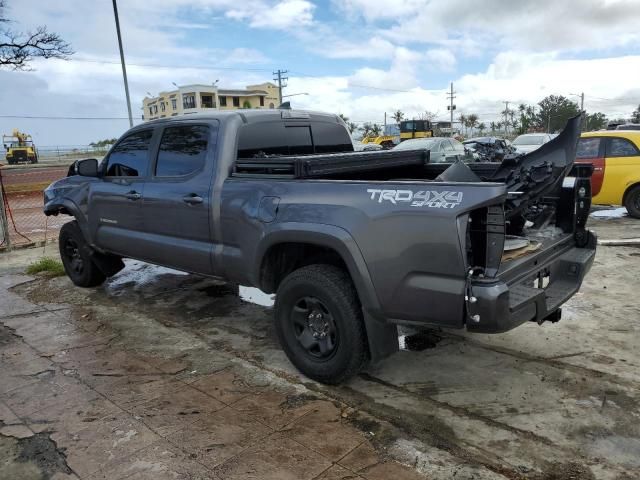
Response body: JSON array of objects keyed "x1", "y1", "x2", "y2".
[{"x1": 112, "y1": 0, "x2": 133, "y2": 128}]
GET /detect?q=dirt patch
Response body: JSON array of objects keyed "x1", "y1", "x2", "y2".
[
  {"x1": 0, "y1": 431, "x2": 72, "y2": 480},
  {"x1": 532, "y1": 461, "x2": 595, "y2": 480},
  {"x1": 280, "y1": 393, "x2": 319, "y2": 410},
  {"x1": 0, "y1": 324, "x2": 20, "y2": 346}
]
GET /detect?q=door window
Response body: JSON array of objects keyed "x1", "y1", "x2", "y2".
[
  {"x1": 606, "y1": 137, "x2": 640, "y2": 158},
  {"x1": 310, "y1": 123, "x2": 353, "y2": 153},
  {"x1": 576, "y1": 137, "x2": 601, "y2": 159},
  {"x1": 155, "y1": 125, "x2": 209, "y2": 176},
  {"x1": 105, "y1": 130, "x2": 153, "y2": 177}
]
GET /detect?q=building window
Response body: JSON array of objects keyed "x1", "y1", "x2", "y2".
[
  {"x1": 219, "y1": 96, "x2": 227, "y2": 107},
  {"x1": 160, "y1": 102, "x2": 166, "y2": 112},
  {"x1": 171, "y1": 98, "x2": 177, "y2": 110},
  {"x1": 259, "y1": 96, "x2": 265, "y2": 107},
  {"x1": 201, "y1": 94, "x2": 215, "y2": 108},
  {"x1": 149, "y1": 106, "x2": 153, "y2": 116},
  {"x1": 232, "y1": 96, "x2": 240, "y2": 107},
  {"x1": 153, "y1": 105, "x2": 158, "y2": 114},
  {"x1": 183, "y1": 94, "x2": 196, "y2": 109}
]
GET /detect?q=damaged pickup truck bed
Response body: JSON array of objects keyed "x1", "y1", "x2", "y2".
[{"x1": 44, "y1": 110, "x2": 595, "y2": 384}]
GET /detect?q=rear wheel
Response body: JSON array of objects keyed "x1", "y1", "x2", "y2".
[
  {"x1": 59, "y1": 221, "x2": 106, "y2": 287},
  {"x1": 624, "y1": 185, "x2": 640, "y2": 219},
  {"x1": 274, "y1": 264, "x2": 368, "y2": 384}
]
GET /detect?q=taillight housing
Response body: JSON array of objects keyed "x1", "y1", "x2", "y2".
[{"x1": 467, "y1": 205, "x2": 505, "y2": 278}]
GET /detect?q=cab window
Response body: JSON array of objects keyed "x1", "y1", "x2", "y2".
[
  {"x1": 576, "y1": 137, "x2": 601, "y2": 159},
  {"x1": 155, "y1": 125, "x2": 209, "y2": 176},
  {"x1": 606, "y1": 137, "x2": 640, "y2": 158},
  {"x1": 105, "y1": 130, "x2": 153, "y2": 177}
]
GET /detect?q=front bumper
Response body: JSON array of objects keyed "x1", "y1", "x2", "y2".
[{"x1": 466, "y1": 231, "x2": 596, "y2": 333}]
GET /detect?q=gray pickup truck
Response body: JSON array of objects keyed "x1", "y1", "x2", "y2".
[{"x1": 44, "y1": 110, "x2": 596, "y2": 384}]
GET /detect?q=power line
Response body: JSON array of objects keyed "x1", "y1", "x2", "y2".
[
  {"x1": 0, "y1": 115, "x2": 132, "y2": 120},
  {"x1": 69, "y1": 57, "x2": 275, "y2": 72}
]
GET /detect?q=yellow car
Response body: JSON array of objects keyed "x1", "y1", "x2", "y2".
[{"x1": 576, "y1": 130, "x2": 640, "y2": 218}]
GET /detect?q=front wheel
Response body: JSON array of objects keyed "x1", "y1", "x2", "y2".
[
  {"x1": 274, "y1": 264, "x2": 369, "y2": 384},
  {"x1": 59, "y1": 221, "x2": 106, "y2": 287},
  {"x1": 624, "y1": 185, "x2": 640, "y2": 219}
]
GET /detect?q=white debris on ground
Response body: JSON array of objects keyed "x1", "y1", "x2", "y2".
[
  {"x1": 239, "y1": 286, "x2": 275, "y2": 307},
  {"x1": 590, "y1": 207, "x2": 628, "y2": 218}
]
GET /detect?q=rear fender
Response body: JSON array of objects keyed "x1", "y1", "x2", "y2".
[{"x1": 255, "y1": 223, "x2": 398, "y2": 362}]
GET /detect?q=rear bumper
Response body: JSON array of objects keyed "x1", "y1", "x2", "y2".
[{"x1": 466, "y1": 231, "x2": 596, "y2": 333}]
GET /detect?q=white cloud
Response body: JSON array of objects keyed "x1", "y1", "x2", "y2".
[
  {"x1": 425, "y1": 48, "x2": 456, "y2": 71},
  {"x1": 226, "y1": 0, "x2": 315, "y2": 29}
]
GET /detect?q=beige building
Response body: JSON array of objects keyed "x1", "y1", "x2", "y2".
[{"x1": 142, "y1": 82, "x2": 280, "y2": 121}]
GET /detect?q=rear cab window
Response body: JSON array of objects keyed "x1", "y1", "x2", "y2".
[
  {"x1": 237, "y1": 120, "x2": 353, "y2": 158},
  {"x1": 105, "y1": 130, "x2": 153, "y2": 177}
]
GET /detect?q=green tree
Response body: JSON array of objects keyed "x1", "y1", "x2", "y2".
[
  {"x1": 392, "y1": 110, "x2": 404, "y2": 124},
  {"x1": 242, "y1": 99, "x2": 252, "y2": 109},
  {"x1": 467, "y1": 114, "x2": 479, "y2": 135},
  {"x1": 458, "y1": 114, "x2": 467, "y2": 136},
  {"x1": 631, "y1": 104, "x2": 640, "y2": 123},
  {"x1": 361, "y1": 122, "x2": 373, "y2": 137},
  {"x1": 347, "y1": 122, "x2": 358, "y2": 134},
  {"x1": 584, "y1": 112, "x2": 608, "y2": 131},
  {"x1": 489, "y1": 121, "x2": 496, "y2": 133},
  {"x1": 535, "y1": 95, "x2": 580, "y2": 133},
  {"x1": 0, "y1": 0, "x2": 73, "y2": 69},
  {"x1": 338, "y1": 113, "x2": 349, "y2": 123},
  {"x1": 370, "y1": 123, "x2": 382, "y2": 136},
  {"x1": 478, "y1": 122, "x2": 486, "y2": 135}
]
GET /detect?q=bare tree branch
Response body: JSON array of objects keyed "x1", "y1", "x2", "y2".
[{"x1": 0, "y1": 1, "x2": 73, "y2": 70}]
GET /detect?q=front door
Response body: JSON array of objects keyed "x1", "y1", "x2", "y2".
[
  {"x1": 139, "y1": 122, "x2": 217, "y2": 274},
  {"x1": 89, "y1": 129, "x2": 155, "y2": 258},
  {"x1": 601, "y1": 136, "x2": 640, "y2": 204}
]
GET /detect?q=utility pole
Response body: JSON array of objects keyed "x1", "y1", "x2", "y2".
[
  {"x1": 112, "y1": 0, "x2": 133, "y2": 128},
  {"x1": 273, "y1": 69, "x2": 288, "y2": 105},
  {"x1": 580, "y1": 92, "x2": 585, "y2": 131},
  {"x1": 503, "y1": 101, "x2": 510, "y2": 135},
  {"x1": 446, "y1": 82, "x2": 456, "y2": 135}
]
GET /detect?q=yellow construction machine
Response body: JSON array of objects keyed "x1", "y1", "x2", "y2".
[{"x1": 3, "y1": 129, "x2": 38, "y2": 164}]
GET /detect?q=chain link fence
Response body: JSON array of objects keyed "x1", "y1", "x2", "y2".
[{"x1": 0, "y1": 164, "x2": 70, "y2": 251}]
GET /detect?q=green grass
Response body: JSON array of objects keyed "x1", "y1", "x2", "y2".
[{"x1": 26, "y1": 257, "x2": 66, "y2": 277}]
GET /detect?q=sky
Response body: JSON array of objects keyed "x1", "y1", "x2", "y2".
[{"x1": 1, "y1": 0, "x2": 640, "y2": 145}]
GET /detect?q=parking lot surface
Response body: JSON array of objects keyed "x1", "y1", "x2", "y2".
[{"x1": 1, "y1": 214, "x2": 639, "y2": 479}]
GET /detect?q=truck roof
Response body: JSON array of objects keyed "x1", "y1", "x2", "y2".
[{"x1": 140, "y1": 109, "x2": 344, "y2": 127}]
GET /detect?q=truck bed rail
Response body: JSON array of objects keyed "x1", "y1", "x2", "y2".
[{"x1": 233, "y1": 150, "x2": 428, "y2": 179}]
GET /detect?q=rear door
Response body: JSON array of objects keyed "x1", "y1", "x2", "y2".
[
  {"x1": 601, "y1": 136, "x2": 640, "y2": 204},
  {"x1": 575, "y1": 137, "x2": 605, "y2": 201},
  {"x1": 89, "y1": 129, "x2": 154, "y2": 258},
  {"x1": 138, "y1": 122, "x2": 218, "y2": 274}
]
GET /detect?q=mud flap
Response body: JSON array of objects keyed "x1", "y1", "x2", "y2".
[
  {"x1": 363, "y1": 311, "x2": 399, "y2": 363},
  {"x1": 84, "y1": 246, "x2": 125, "y2": 277}
]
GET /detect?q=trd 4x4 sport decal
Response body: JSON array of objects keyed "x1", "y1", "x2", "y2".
[{"x1": 367, "y1": 189, "x2": 464, "y2": 209}]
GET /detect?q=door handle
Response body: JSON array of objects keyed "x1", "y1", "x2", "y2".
[
  {"x1": 182, "y1": 194, "x2": 203, "y2": 205},
  {"x1": 125, "y1": 191, "x2": 141, "y2": 201}
]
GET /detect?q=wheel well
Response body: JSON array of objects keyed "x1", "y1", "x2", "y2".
[
  {"x1": 622, "y1": 182, "x2": 640, "y2": 205},
  {"x1": 259, "y1": 242, "x2": 349, "y2": 293}
]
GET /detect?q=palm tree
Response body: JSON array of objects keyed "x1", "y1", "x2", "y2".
[
  {"x1": 478, "y1": 122, "x2": 486, "y2": 135},
  {"x1": 392, "y1": 110, "x2": 404, "y2": 124},
  {"x1": 339, "y1": 113, "x2": 350, "y2": 124},
  {"x1": 489, "y1": 121, "x2": 496, "y2": 133},
  {"x1": 458, "y1": 114, "x2": 467, "y2": 136},
  {"x1": 370, "y1": 123, "x2": 382, "y2": 136},
  {"x1": 347, "y1": 122, "x2": 358, "y2": 134},
  {"x1": 467, "y1": 114, "x2": 479, "y2": 136},
  {"x1": 361, "y1": 122, "x2": 373, "y2": 137},
  {"x1": 496, "y1": 121, "x2": 503, "y2": 133}
]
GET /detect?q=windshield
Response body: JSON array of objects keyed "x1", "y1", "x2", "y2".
[
  {"x1": 393, "y1": 139, "x2": 438, "y2": 151},
  {"x1": 513, "y1": 135, "x2": 545, "y2": 146}
]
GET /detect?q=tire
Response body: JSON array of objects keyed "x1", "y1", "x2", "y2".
[
  {"x1": 58, "y1": 221, "x2": 106, "y2": 287},
  {"x1": 274, "y1": 264, "x2": 368, "y2": 384},
  {"x1": 624, "y1": 185, "x2": 640, "y2": 219}
]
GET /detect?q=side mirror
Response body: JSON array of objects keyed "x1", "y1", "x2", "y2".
[{"x1": 76, "y1": 158, "x2": 99, "y2": 177}]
